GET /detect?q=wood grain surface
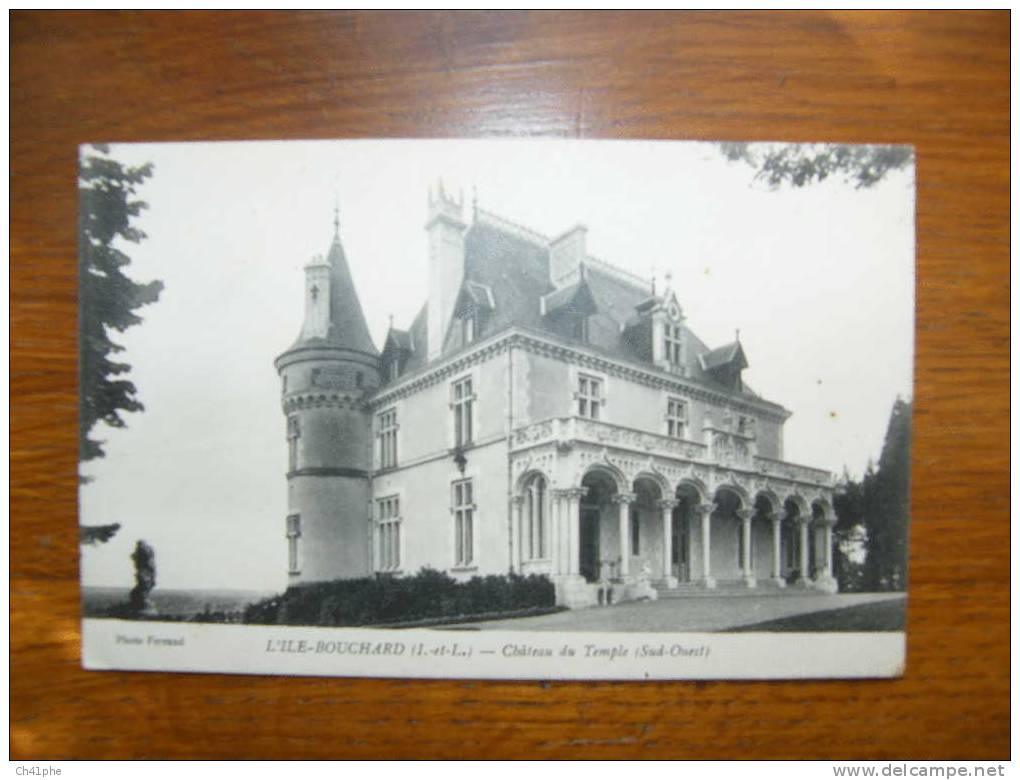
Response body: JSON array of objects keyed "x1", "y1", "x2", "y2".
[{"x1": 10, "y1": 11, "x2": 1009, "y2": 759}]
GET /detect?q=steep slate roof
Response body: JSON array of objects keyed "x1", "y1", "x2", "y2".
[
  {"x1": 325, "y1": 234, "x2": 378, "y2": 355},
  {"x1": 700, "y1": 341, "x2": 748, "y2": 371},
  {"x1": 288, "y1": 233, "x2": 379, "y2": 356},
  {"x1": 400, "y1": 305, "x2": 429, "y2": 373},
  {"x1": 542, "y1": 277, "x2": 598, "y2": 316},
  {"x1": 461, "y1": 280, "x2": 496, "y2": 310},
  {"x1": 459, "y1": 218, "x2": 554, "y2": 333},
  {"x1": 382, "y1": 327, "x2": 412, "y2": 354},
  {"x1": 387, "y1": 209, "x2": 762, "y2": 400}
]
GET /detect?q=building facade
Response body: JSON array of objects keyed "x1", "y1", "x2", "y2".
[{"x1": 275, "y1": 187, "x2": 837, "y2": 608}]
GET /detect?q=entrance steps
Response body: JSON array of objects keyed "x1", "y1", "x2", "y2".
[{"x1": 656, "y1": 578, "x2": 823, "y2": 598}]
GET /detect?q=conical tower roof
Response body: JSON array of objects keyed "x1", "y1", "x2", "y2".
[
  {"x1": 284, "y1": 226, "x2": 379, "y2": 356},
  {"x1": 322, "y1": 232, "x2": 378, "y2": 355}
]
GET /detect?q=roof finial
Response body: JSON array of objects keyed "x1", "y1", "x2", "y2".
[
  {"x1": 664, "y1": 269, "x2": 673, "y2": 289},
  {"x1": 735, "y1": 327, "x2": 741, "y2": 343},
  {"x1": 388, "y1": 313, "x2": 394, "y2": 329},
  {"x1": 472, "y1": 184, "x2": 478, "y2": 217},
  {"x1": 333, "y1": 193, "x2": 340, "y2": 237},
  {"x1": 651, "y1": 264, "x2": 657, "y2": 296}
]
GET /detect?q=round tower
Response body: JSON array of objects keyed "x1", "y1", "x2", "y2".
[{"x1": 274, "y1": 212, "x2": 380, "y2": 586}]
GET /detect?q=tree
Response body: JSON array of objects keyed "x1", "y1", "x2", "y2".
[
  {"x1": 861, "y1": 398, "x2": 912, "y2": 591},
  {"x1": 79, "y1": 145, "x2": 162, "y2": 545},
  {"x1": 79, "y1": 145, "x2": 162, "y2": 464},
  {"x1": 79, "y1": 523, "x2": 121, "y2": 546},
  {"x1": 719, "y1": 142, "x2": 913, "y2": 189},
  {"x1": 832, "y1": 468, "x2": 868, "y2": 592}
]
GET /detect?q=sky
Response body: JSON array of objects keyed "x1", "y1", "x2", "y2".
[{"x1": 79, "y1": 139, "x2": 914, "y2": 591}]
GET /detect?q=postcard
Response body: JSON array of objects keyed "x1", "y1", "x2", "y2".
[{"x1": 79, "y1": 138, "x2": 913, "y2": 679}]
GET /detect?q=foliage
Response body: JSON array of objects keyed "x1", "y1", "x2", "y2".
[
  {"x1": 244, "y1": 568, "x2": 557, "y2": 627},
  {"x1": 79, "y1": 144, "x2": 162, "y2": 464},
  {"x1": 79, "y1": 522, "x2": 121, "y2": 546},
  {"x1": 832, "y1": 399, "x2": 912, "y2": 592},
  {"x1": 719, "y1": 142, "x2": 913, "y2": 189},
  {"x1": 861, "y1": 398, "x2": 912, "y2": 591}
]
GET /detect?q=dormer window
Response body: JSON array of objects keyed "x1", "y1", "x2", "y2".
[
  {"x1": 572, "y1": 314, "x2": 589, "y2": 343},
  {"x1": 452, "y1": 281, "x2": 494, "y2": 351},
  {"x1": 461, "y1": 312, "x2": 477, "y2": 344},
  {"x1": 665, "y1": 323, "x2": 684, "y2": 367}
]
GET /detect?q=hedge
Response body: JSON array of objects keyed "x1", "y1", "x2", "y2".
[{"x1": 244, "y1": 568, "x2": 556, "y2": 627}]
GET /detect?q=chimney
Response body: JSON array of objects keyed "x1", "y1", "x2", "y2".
[
  {"x1": 550, "y1": 225, "x2": 588, "y2": 287},
  {"x1": 426, "y1": 182, "x2": 467, "y2": 360},
  {"x1": 300, "y1": 253, "x2": 331, "y2": 340}
]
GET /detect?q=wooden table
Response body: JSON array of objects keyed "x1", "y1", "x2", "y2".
[{"x1": 11, "y1": 11, "x2": 1009, "y2": 759}]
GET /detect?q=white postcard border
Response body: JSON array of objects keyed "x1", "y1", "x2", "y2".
[{"x1": 83, "y1": 619, "x2": 905, "y2": 680}]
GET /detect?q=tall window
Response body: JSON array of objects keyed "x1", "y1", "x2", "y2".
[
  {"x1": 525, "y1": 475, "x2": 547, "y2": 559},
  {"x1": 377, "y1": 408, "x2": 398, "y2": 469},
  {"x1": 664, "y1": 323, "x2": 684, "y2": 367},
  {"x1": 286, "y1": 514, "x2": 301, "y2": 575},
  {"x1": 452, "y1": 377, "x2": 474, "y2": 447},
  {"x1": 287, "y1": 416, "x2": 300, "y2": 472},
  {"x1": 572, "y1": 315, "x2": 589, "y2": 343},
  {"x1": 376, "y1": 496, "x2": 401, "y2": 572},
  {"x1": 737, "y1": 415, "x2": 756, "y2": 436},
  {"x1": 630, "y1": 507, "x2": 641, "y2": 555},
  {"x1": 577, "y1": 374, "x2": 603, "y2": 420},
  {"x1": 666, "y1": 397, "x2": 688, "y2": 439},
  {"x1": 452, "y1": 479, "x2": 475, "y2": 567},
  {"x1": 461, "y1": 314, "x2": 476, "y2": 345}
]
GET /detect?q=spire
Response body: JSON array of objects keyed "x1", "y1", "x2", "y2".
[
  {"x1": 323, "y1": 226, "x2": 378, "y2": 356},
  {"x1": 284, "y1": 215, "x2": 379, "y2": 356}
]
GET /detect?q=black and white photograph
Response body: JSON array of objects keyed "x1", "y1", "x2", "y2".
[{"x1": 79, "y1": 138, "x2": 914, "y2": 679}]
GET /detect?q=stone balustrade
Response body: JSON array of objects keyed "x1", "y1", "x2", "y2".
[
  {"x1": 510, "y1": 416, "x2": 832, "y2": 487},
  {"x1": 753, "y1": 455, "x2": 833, "y2": 486}
]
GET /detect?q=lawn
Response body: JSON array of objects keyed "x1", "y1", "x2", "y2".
[{"x1": 730, "y1": 597, "x2": 906, "y2": 632}]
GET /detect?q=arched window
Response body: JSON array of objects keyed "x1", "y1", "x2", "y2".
[{"x1": 525, "y1": 475, "x2": 547, "y2": 560}]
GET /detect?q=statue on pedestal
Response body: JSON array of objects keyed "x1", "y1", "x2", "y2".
[{"x1": 128, "y1": 540, "x2": 157, "y2": 617}]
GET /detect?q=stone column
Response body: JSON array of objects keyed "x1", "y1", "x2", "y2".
[
  {"x1": 613, "y1": 493, "x2": 637, "y2": 579},
  {"x1": 824, "y1": 522, "x2": 834, "y2": 576},
  {"x1": 657, "y1": 499, "x2": 679, "y2": 588},
  {"x1": 769, "y1": 511, "x2": 786, "y2": 587},
  {"x1": 797, "y1": 516, "x2": 810, "y2": 585},
  {"x1": 695, "y1": 502, "x2": 717, "y2": 589},
  {"x1": 736, "y1": 508, "x2": 756, "y2": 588},
  {"x1": 561, "y1": 487, "x2": 586, "y2": 576},
  {"x1": 549, "y1": 488, "x2": 566, "y2": 575},
  {"x1": 812, "y1": 518, "x2": 838, "y2": 593},
  {"x1": 512, "y1": 495, "x2": 525, "y2": 573}
]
